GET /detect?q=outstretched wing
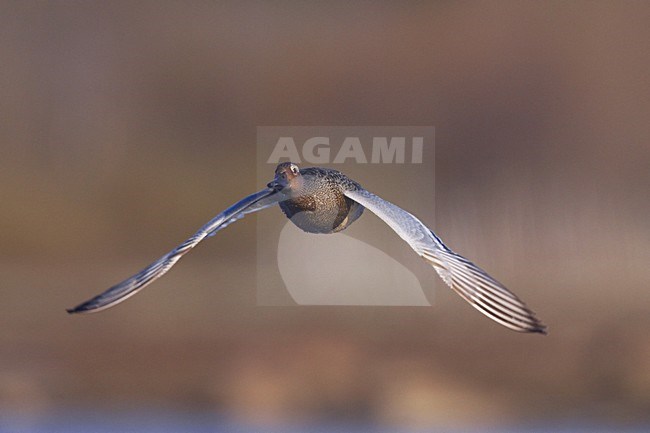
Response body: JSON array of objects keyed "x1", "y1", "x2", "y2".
[
  {"x1": 67, "y1": 188, "x2": 284, "y2": 314},
  {"x1": 344, "y1": 188, "x2": 546, "y2": 334}
]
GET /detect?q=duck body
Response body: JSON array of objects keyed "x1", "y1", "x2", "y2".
[{"x1": 278, "y1": 166, "x2": 364, "y2": 234}]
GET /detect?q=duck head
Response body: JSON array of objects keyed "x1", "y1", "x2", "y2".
[{"x1": 268, "y1": 162, "x2": 302, "y2": 192}]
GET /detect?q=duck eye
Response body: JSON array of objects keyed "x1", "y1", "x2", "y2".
[{"x1": 290, "y1": 165, "x2": 299, "y2": 175}]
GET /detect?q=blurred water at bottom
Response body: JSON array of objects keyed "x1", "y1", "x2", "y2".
[{"x1": 0, "y1": 410, "x2": 647, "y2": 433}]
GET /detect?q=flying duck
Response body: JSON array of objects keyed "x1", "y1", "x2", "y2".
[{"x1": 68, "y1": 162, "x2": 546, "y2": 334}]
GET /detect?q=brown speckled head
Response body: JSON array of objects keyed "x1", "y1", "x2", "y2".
[
  {"x1": 268, "y1": 162, "x2": 302, "y2": 191},
  {"x1": 275, "y1": 162, "x2": 300, "y2": 178}
]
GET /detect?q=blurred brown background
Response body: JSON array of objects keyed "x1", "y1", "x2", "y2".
[{"x1": 1, "y1": 1, "x2": 649, "y2": 430}]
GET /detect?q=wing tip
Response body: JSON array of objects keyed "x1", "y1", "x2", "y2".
[
  {"x1": 66, "y1": 300, "x2": 103, "y2": 314},
  {"x1": 66, "y1": 304, "x2": 89, "y2": 314},
  {"x1": 529, "y1": 323, "x2": 548, "y2": 335}
]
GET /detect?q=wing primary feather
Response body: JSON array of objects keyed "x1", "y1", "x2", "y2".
[
  {"x1": 422, "y1": 249, "x2": 546, "y2": 333},
  {"x1": 343, "y1": 187, "x2": 546, "y2": 334},
  {"x1": 67, "y1": 188, "x2": 283, "y2": 314}
]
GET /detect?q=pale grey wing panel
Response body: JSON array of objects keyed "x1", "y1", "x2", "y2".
[
  {"x1": 344, "y1": 188, "x2": 546, "y2": 334},
  {"x1": 67, "y1": 188, "x2": 284, "y2": 314},
  {"x1": 207, "y1": 190, "x2": 284, "y2": 236},
  {"x1": 343, "y1": 189, "x2": 443, "y2": 253}
]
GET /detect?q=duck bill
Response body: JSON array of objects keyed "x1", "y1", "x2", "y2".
[{"x1": 267, "y1": 176, "x2": 288, "y2": 191}]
